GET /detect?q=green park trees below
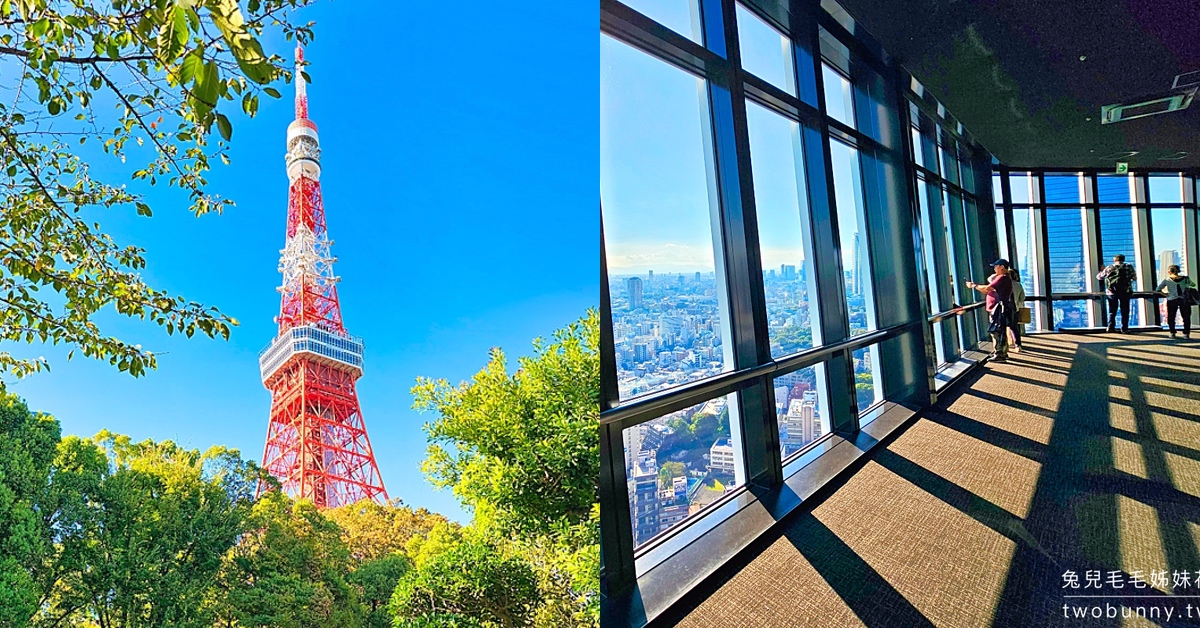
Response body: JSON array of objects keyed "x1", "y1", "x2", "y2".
[{"x1": 0, "y1": 311, "x2": 600, "y2": 628}]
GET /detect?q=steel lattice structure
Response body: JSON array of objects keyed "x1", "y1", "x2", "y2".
[{"x1": 257, "y1": 45, "x2": 387, "y2": 508}]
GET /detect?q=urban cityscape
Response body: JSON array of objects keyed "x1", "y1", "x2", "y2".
[{"x1": 611, "y1": 255, "x2": 877, "y2": 546}]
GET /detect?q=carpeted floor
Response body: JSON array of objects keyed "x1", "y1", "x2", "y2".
[{"x1": 666, "y1": 333, "x2": 1200, "y2": 627}]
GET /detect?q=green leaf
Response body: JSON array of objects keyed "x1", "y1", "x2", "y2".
[
  {"x1": 263, "y1": 87, "x2": 280, "y2": 99},
  {"x1": 214, "y1": 113, "x2": 231, "y2": 141}
]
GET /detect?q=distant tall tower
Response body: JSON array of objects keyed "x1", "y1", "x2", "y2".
[
  {"x1": 258, "y1": 45, "x2": 388, "y2": 508},
  {"x1": 626, "y1": 276, "x2": 643, "y2": 310}
]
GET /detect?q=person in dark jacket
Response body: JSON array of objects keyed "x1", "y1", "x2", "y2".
[
  {"x1": 1097, "y1": 254, "x2": 1136, "y2": 333},
  {"x1": 967, "y1": 259, "x2": 1014, "y2": 362}
]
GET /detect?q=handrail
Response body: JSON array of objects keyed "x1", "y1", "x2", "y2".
[
  {"x1": 599, "y1": 321, "x2": 916, "y2": 428},
  {"x1": 1025, "y1": 291, "x2": 1165, "y2": 301},
  {"x1": 927, "y1": 300, "x2": 985, "y2": 324}
]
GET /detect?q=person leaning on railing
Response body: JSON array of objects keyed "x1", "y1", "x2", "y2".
[
  {"x1": 966, "y1": 258, "x2": 1015, "y2": 363},
  {"x1": 1156, "y1": 264, "x2": 1198, "y2": 339}
]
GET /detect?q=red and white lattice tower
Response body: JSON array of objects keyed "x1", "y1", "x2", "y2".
[{"x1": 257, "y1": 45, "x2": 388, "y2": 508}]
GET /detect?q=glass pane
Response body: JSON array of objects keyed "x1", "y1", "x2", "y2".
[
  {"x1": 829, "y1": 140, "x2": 875, "y2": 335},
  {"x1": 1053, "y1": 299, "x2": 1089, "y2": 330},
  {"x1": 624, "y1": 394, "x2": 743, "y2": 548},
  {"x1": 996, "y1": 209, "x2": 1010, "y2": 262},
  {"x1": 853, "y1": 344, "x2": 883, "y2": 412},
  {"x1": 774, "y1": 365, "x2": 829, "y2": 459},
  {"x1": 992, "y1": 173, "x2": 1003, "y2": 205},
  {"x1": 1152, "y1": 207, "x2": 1186, "y2": 277},
  {"x1": 1046, "y1": 207, "x2": 1086, "y2": 293},
  {"x1": 911, "y1": 126, "x2": 924, "y2": 169},
  {"x1": 939, "y1": 140, "x2": 959, "y2": 186},
  {"x1": 746, "y1": 102, "x2": 820, "y2": 358},
  {"x1": 601, "y1": 36, "x2": 728, "y2": 400},
  {"x1": 822, "y1": 63, "x2": 855, "y2": 128},
  {"x1": 1149, "y1": 175, "x2": 1183, "y2": 204},
  {"x1": 623, "y1": 0, "x2": 700, "y2": 43},
  {"x1": 1099, "y1": 207, "x2": 1141, "y2": 326},
  {"x1": 1097, "y1": 174, "x2": 1131, "y2": 204},
  {"x1": 736, "y1": 4, "x2": 794, "y2": 95},
  {"x1": 960, "y1": 150, "x2": 974, "y2": 193},
  {"x1": 1009, "y1": 172, "x2": 1032, "y2": 204},
  {"x1": 1012, "y1": 207, "x2": 1042, "y2": 331}
]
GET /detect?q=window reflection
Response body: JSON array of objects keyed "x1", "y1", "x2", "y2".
[{"x1": 601, "y1": 35, "x2": 730, "y2": 400}]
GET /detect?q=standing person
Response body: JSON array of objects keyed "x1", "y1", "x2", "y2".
[
  {"x1": 966, "y1": 259, "x2": 1014, "y2": 362},
  {"x1": 1007, "y1": 267, "x2": 1026, "y2": 352},
  {"x1": 1097, "y1": 254, "x2": 1136, "y2": 333},
  {"x1": 1156, "y1": 264, "x2": 1196, "y2": 339}
]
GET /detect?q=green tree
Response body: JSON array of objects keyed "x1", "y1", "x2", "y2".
[
  {"x1": 349, "y1": 553, "x2": 409, "y2": 628},
  {"x1": 657, "y1": 461, "x2": 685, "y2": 490},
  {"x1": 215, "y1": 491, "x2": 362, "y2": 628},
  {"x1": 37, "y1": 432, "x2": 262, "y2": 628},
  {"x1": 325, "y1": 499, "x2": 448, "y2": 566},
  {"x1": 389, "y1": 539, "x2": 539, "y2": 628},
  {"x1": 0, "y1": 392, "x2": 59, "y2": 626},
  {"x1": 0, "y1": 0, "x2": 315, "y2": 378},
  {"x1": 411, "y1": 310, "x2": 598, "y2": 533}
]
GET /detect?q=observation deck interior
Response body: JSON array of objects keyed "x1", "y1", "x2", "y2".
[{"x1": 659, "y1": 333, "x2": 1200, "y2": 627}]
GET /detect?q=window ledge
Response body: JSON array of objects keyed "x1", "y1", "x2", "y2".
[{"x1": 601, "y1": 352, "x2": 988, "y2": 628}]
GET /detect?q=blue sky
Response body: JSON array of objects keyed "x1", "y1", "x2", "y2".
[{"x1": 9, "y1": 1, "x2": 597, "y2": 523}]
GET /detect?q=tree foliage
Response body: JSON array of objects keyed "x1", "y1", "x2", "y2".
[
  {"x1": 412, "y1": 310, "x2": 599, "y2": 533},
  {"x1": 325, "y1": 499, "x2": 448, "y2": 566},
  {"x1": 389, "y1": 539, "x2": 540, "y2": 628},
  {"x1": 402, "y1": 311, "x2": 601, "y2": 628},
  {"x1": 214, "y1": 491, "x2": 362, "y2": 628},
  {"x1": 0, "y1": 0, "x2": 315, "y2": 378}
]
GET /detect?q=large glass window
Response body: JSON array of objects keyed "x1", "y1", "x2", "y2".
[
  {"x1": 1044, "y1": 175, "x2": 1088, "y2": 328},
  {"x1": 1009, "y1": 172, "x2": 1033, "y2": 204},
  {"x1": 1099, "y1": 206, "x2": 1141, "y2": 326},
  {"x1": 1150, "y1": 176, "x2": 1186, "y2": 325},
  {"x1": 623, "y1": 394, "x2": 743, "y2": 548},
  {"x1": 601, "y1": 36, "x2": 729, "y2": 400},
  {"x1": 1011, "y1": 206, "x2": 1042, "y2": 331},
  {"x1": 918, "y1": 179, "x2": 950, "y2": 364},
  {"x1": 773, "y1": 365, "x2": 829, "y2": 460},
  {"x1": 736, "y1": 4, "x2": 794, "y2": 95},
  {"x1": 829, "y1": 140, "x2": 874, "y2": 335},
  {"x1": 623, "y1": 0, "x2": 701, "y2": 43},
  {"x1": 822, "y1": 63, "x2": 854, "y2": 128},
  {"x1": 746, "y1": 102, "x2": 819, "y2": 358}
]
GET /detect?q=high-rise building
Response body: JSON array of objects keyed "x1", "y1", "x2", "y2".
[
  {"x1": 629, "y1": 461, "x2": 660, "y2": 546},
  {"x1": 781, "y1": 392, "x2": 822, "y2": 456},
  {"x1": 1159, "y1": 250, "x2": 1180, "y2": 274},
  {"x1": 258, "y1": 46, "x2": 387, "y2": 508},
  {"x1": 627, "y1": 276, "x2": 644, "y2": 310},
  {"x1": 695, "y1": 271, "x2": 702, "y2": 283},
  {"x1": 1042, "y1": 176, "x2": 1085, "y2": 293}
]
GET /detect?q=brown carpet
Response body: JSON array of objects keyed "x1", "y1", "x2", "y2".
[{"x1": 666, "y1": 333, "x2": 1200, "y2": 627}]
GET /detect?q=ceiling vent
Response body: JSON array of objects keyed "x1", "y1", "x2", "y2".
[{"x1": 1101, "y1": 71, "x2": 1199, "y2": 124}]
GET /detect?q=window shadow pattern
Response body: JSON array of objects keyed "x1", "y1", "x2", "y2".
[{"x1": 661, "y1": 333, "x2": 1200, "y2": 628}]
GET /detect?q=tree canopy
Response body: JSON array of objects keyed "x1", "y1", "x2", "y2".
[{"x1": 0, "y1": 0, "x2": 314, "y2": 378}]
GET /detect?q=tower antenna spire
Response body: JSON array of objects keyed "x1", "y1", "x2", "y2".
[{"x1": 295, "y1": 44, "x2": 308, "y2": 120}]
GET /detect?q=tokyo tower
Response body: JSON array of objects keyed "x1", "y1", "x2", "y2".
[{"x1": 257, "y1": 45, "x2": 388, "y2": 508}]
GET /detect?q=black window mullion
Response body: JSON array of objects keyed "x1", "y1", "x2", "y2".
[{"x1": 702, "y1": 0, "x2": 780, "y2": 487}]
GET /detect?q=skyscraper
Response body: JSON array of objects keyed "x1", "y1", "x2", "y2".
[
  {"x1": 258, "y1": 46, "x2": 387, "y2": 508},
  {"x1": 627, "y1": 276, "x2": 644, "y2": 309},
  {"x1": 1159, "y1": 250, "x2": 1180, "y2": 274}
]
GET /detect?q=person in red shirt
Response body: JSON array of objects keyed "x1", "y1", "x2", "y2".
[{"x1": 966, "y1": 259, "x2": 1014, "y2": 362}]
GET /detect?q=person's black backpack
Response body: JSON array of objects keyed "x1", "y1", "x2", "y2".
[{"x1": 1105, "y1": 263, "x2": 1134, "y2": 293}]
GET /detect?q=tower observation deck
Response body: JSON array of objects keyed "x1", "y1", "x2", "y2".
[{"x1": 258, "y1": 45, "x2": 387, "y2": 508}]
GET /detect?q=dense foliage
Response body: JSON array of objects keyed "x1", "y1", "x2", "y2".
[
  {"x1": 0, "y1": 312, "x2": 600, "y2": 627},
  {"x1": 0, "y1": 0, "x2": 315, "y2": 378},
  {"x1": 404, "y1": 310, "x2": 600, "y2": 627}
]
